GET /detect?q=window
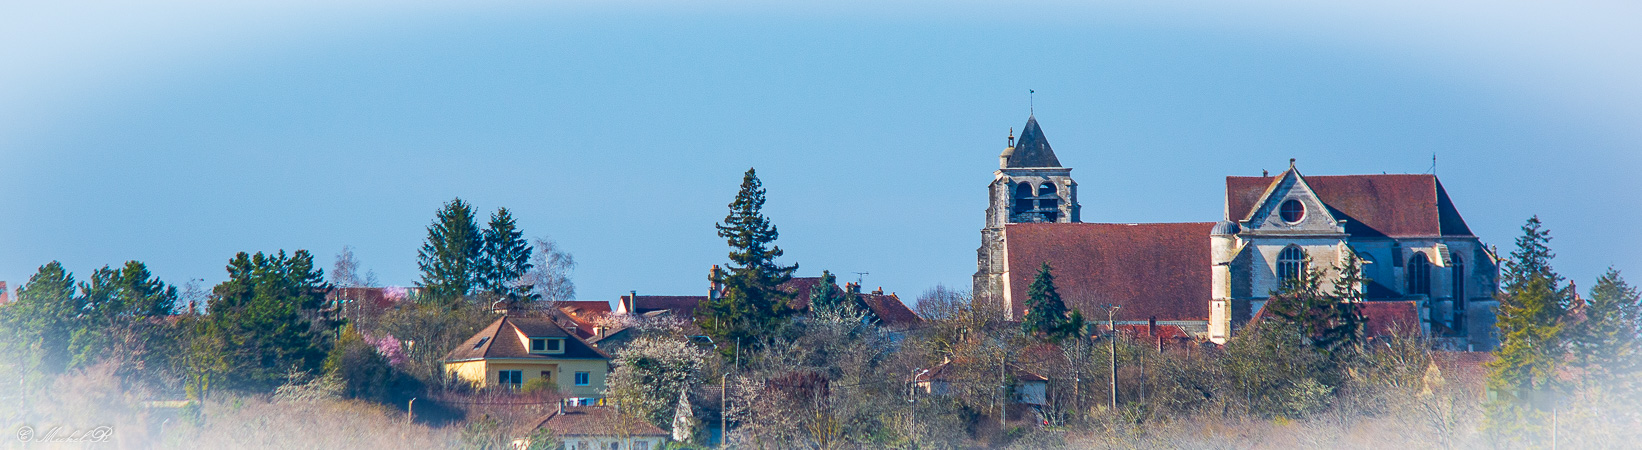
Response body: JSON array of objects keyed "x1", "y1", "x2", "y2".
[
  {"x1": 531, "y1": 338, "x2": 545, "y2": 352},
  {"x1": 1358, "y1": 252, "x2": 1377, "y2": 282},
  {"x1": 1276, "y1": 246, "x2": 1306, "y2": 281},
  {"x1": 498, "y1": 370, "x2": 522, "y2": 387},
  {"x1": 1407, "y1": 253, "x2": 1431, "y2": 296},
  {"x1": 1279, "y1": 199, "x2": 1305, "y2": 223},
  {"x1": 634, "y1": 442, "x2": 650, "y2": 450},
  {"x1": 574, "y1": 371, "x2": 590, "y2": 386},
  {"x1": 1012, "y1": 182, "x2": 1034, "y2": 216},
  {"x1": 1452, "y1": 255, "x2": 1466, "y2": 331},
  {"x1": 540, "y1": 370, "x2": 552, "y2": 381},
  {"x1": 610, "y1": 443, "x2": 621, "y2": 450},
  {"x1": 547, "y1": 339, "x2": 562, "y2": 352},
  {"x1": 1037, "y1": 182, "x2": 1059, "y2": 220}
]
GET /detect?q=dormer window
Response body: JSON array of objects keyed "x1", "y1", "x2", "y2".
[{"x1": 529, "y1": 337, "x2": 566, "y2": 354}]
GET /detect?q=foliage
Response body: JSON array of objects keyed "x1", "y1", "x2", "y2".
[
  {"x1": 1021, "y1": 263, "x2": 1085, "y2": 343},
  {"x1": 370, "y1": 301, "x2": 497, "y2": 385},
  {"x1": 607, "y1": 335, "x2": 710, "y2": 429},
  {"x1": 477, "y1": 207, "x2": 534, "y2": 299},
  {"x1": 698, "y1": 168, "x2": 798, "y2": 355},
  {"x1": 1265, "y1": 253, "x2": 1367, "y2": 356},
  {"x1": 189, "y1": 250, "x2": 331, "y2": 397},
  {"x1": 323, "y1": 324, "x2": 400, "y2": 403},
  {"x1": 1567, "y1": 268, "x2": 1642, "y2": 391},
  {"x1": 1485, "y1": 216, "x2": 1572, "y2": 442},
  {"x1": 418, "y1": 198, "x2": 485, "y2": 303}
]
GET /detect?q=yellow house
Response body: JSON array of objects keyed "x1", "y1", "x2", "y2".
[{"x1": 442, "y1": 316, "x2": 612, "y2": 397}]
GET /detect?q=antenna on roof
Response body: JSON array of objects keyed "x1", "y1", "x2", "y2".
[
  {"x1": 852, "y1": 272, "x2": 869, "y2": 287},
  {"x1": 1431, "y1": 153, "x2": 1437, "y2": 175}
]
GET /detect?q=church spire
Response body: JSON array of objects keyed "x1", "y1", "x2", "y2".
[{"x1": 1002, "y1": 115, "x2": 1062, "y2": 168}]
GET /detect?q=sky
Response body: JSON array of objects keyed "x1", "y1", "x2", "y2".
[{"x1": 2, "y1": 0, "x2": 1639, "y2": 306}]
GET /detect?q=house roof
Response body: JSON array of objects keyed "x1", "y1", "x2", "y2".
[
  {"x1": 1003, "y1": 116, "x2": 1062, "y2": 168},
  {"x1": 779, "y1": 277, "x2": 922, "y2": 328},
  {"x1": 524, "y1": 406, "x2": 669, "y2": 438},
  {"x1": 914, "y1": 360, "x2": 1048, "y2": 383},
  {"x1": 442, "y1": 316, "x2": 611, "y2": 363},
  {"x1": 1226, "y1": 173, "x2": 1474, "y2": 238},
  {"x1": 620, "y1": 295, "x2": 709, "y2": 317},
  {"x1": 1004, "y1": 222, "x2": 1215, "y2": 321}
]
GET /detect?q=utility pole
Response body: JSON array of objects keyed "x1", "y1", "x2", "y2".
[
  {"x1": 1106, "y1": 304, "x2": 1120, "y2": 409},
  {"x1": 721, "y1": 373, "x2": 728, "y2": 448},
  {"x1": 1000, "y1": 347, "x2": 1008, "y2": 430}
]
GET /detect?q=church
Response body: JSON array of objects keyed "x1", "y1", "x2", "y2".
[{"x1": 973, "y1": 115, "x2": 1499, "y2": 350}]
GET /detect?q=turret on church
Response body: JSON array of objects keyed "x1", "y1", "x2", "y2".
[{"x1": 974, "y1": 116, "x2": 1080, "y2": 311}]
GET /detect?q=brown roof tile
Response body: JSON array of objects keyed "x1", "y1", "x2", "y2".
[
  {"x1": 526, "y1": 406, "x2": 669, "y2": 438},
  {"x1": 1226, "y1": 174, "x2": 1474, "y2": 238},
  {"x1": 1005, "y1": 222, "x2": 1215, "y2": 321},
  {"x1": 621, "y1": 295, "x2": 709, "y2": 317},
  {"x1": 442, "y1": 316, "x2": 610, "y2": 363}
]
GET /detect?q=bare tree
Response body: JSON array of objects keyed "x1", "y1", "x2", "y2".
[
  {"x1": 332, "y1": 245, "x2": 365, "y2": 288},
  {"x1": 518, "y1": 237, "x2": 576, "y2": 303}
]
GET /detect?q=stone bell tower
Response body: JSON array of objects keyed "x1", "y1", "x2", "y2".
[{"x1": 973, "y1": 115, "x2": 1080, "y2": 315}]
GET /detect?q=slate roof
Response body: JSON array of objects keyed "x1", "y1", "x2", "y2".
[
  {"x1": 1003, "y1": 116, "x2": 1062, "y2": 168},
  {"x1": 524, "y1": 406, "x2": 669, "y2": 438},
  {"x1": 442, "y1": 316, "x2": 611, "y2": 362},
  {"x1": 1247, "y1": 300, "x2": 1419, "y2": 338},
  {"x1": 1226, "y1": 174, "x2": 1474, "y2": 238},
  {"x1": 1004, "y1": 222, "x2": 1215, "y2": 321}
]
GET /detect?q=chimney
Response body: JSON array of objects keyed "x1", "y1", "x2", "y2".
[
  {"x1": 872, "y1": 287, "x2": 883, "y2": 295},
  {"x1": 709, "y1": 265, "x2": 722, "y2": 300},
  {"x1": 1148, "y1": 316, "x2": 1157, "y2": 337},
  {"x1": 557, "y1": 398, "x2": 565, "y2": 415}
]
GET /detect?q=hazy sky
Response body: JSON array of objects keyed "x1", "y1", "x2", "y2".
[{"x1": 3, "y1": 1, "x2": 1639, "y2": 305}]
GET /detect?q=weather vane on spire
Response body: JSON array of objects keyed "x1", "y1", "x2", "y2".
[{"x1": 1029, "y1": 89, "x2": 1035, "y2": 114}]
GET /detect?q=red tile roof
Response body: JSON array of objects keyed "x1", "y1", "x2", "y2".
[
  {"x1": 780, "y1": 277, "x2": 922, "y2": 328},
  {"x1": 620, "y1": 295, "x2": 709, "y2": 317},
  {"x1": 525, "y1": 406, "x2": 669, "y2": 438},
  {"x1": 1005, "y1": 222, "x2": 1215, "y2": 321},
  {"x1": 1360, "y1": 300, "x2": 1420, "y2": 337},
  {"x1": 1226, "y1": 174, "x2": 1474, "y2": 238}
]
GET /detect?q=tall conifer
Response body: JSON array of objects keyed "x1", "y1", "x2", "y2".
[
  {"x1": 1485, "y1": 216, "x2": 1573, "y2": 441},
  {"x1": 417, "y1": 198, "x2": 483, "y2": 302},
  {"x1": 697, "y1": 168, "x2": 797, "y2": 353},
  {"x1": 1022, "y1": 263, "x2": 1082, "y2": 342},
  {"x1": 478, "y1": 207, "x2": 534, "y2": 299}
]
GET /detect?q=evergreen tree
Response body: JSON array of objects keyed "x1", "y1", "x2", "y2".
[
  {"x1": 1485, "y1": 216, "x2": 1573, "y2": 441},
  {"x1": 697, "y1": 168, "x2": 798, "y2": 354},
  {"x1": 1568, "y1": 268, "x2": 1641, "y2": 391},
  {"x1": 191, "y1": 250, "x2": 331, "y2": 395},
  {"x1": 809, "y1": 270, "x2": 847, "y2": 311},
  {"x1": 477, "y1": 207, "x2": 534, "y2": 299},
  {"x1": 1021, "y1": 263, "x2": 1083, "y2": 342},
  {"x1": 68, "y1": 261, "x2": 178, "y2": 369},
  {"x1": 5, "y1": 262, "x2": 81, "y2": 373},
  {"x1": 417, "y1": 198, "x2": 484, "y2": 303},
  {"x1": 1268, "y1": 253, "x2": 1367, "y2": 356}
]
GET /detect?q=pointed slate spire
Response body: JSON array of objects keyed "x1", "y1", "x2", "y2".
[{"x1": 1003, "y1": 115, "x2": 1062, "y2": 168}]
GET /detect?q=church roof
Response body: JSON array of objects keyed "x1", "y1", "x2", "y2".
[
  {"x1": 1004, "y1": 222, "x2": 1215, "y2": 321},
  {"x1": 1003, "y1": 116, "x2": 1062, "y2": 168},
  {"x1": 1226, "y1": 174, "x2": 1475, "y2": 238}
]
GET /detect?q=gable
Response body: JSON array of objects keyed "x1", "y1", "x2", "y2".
[
  {"x1": 1228, "y1": 173, "x2": 1475, "y2": 238},
  {"x1": 1005, "y1": 222, "x2": 1214, "y2": 321},
  {"x1": 1239, "y1": 170, "x2": 1341, "y2": 233}
]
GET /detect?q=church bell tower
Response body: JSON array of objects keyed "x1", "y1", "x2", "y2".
[{"x1": 973, "y1": 115, "x2": 1080, "y2": 315}]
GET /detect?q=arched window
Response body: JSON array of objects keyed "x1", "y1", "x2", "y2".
[
  {"x1": 1357, "y1": 252, "x2": 1377, "y2": 282},
  {"x1": 1012, "y1": 182, "x2": 1034, "y2": 216},
  {"x1": 1407, "y1": 253, "x2": 1431, "y2": 296},
  {"x1": 1037, "y1": 182, "x2": 1059, "y2": 220},
  {"x1": 1277, "y1": 246, "x2": 1306, "y2": 281}
]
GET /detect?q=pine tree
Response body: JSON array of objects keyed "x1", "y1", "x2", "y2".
[
  {"x1": 1485, "y1": 216, "x2": 1573, "y2": 441},
  {"x1": 1265, "y1": 252, "x2": 1365, "y2": 357},
  {"x1": 192, "y1": 250, "x2": 332, "y2": 394},
  {"x1": 417, "y1": 198, "x2": 484, "y2": 303},
  {"x1": 697, "y1": 168, "x2": 798, "y2": 353},
  {"x1": 67, "y1": 261, "x2": 178, "y2": 369},
  {"x1": 809, "y1": 270, "x2": 847, "y2": 311},
  {"x1": 477, "y1": 207, "x2": 534, "y2": 299},
  {"x1": 1568, "y1": 268, "x2": 1641, "y2": 392},
  {"x1": 6, "y1": 262, "x2": 81, "y2": 373},
  {"x1": 1022, "y1": 263, "x2": 1082, "y2": 342}
]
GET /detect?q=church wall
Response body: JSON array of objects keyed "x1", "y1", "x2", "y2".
[{"x1": 1241, "y1": 237, "x2": 1348, "y2": 298}]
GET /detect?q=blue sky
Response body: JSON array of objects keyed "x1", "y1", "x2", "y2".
[{"x1": 3, "y1": 1, "x2": 1639, "y2": 304}]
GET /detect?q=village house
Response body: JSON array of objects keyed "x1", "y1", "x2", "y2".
[
  {"x1": 913, "y1": 361, "x2": 1049, "y2": 406},
  {"x1": 613, "y1": 271, "x2": 922, "y2": 331},
  {"x1": 515, "y1": 403, "x2": 670, "y2": 450},
  {"x1": 974, "y1": 115, "x2": 1500, "y2": 350},
  {"x1": 442, "y1": 316, "x2": 611, "y2": 397}
]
